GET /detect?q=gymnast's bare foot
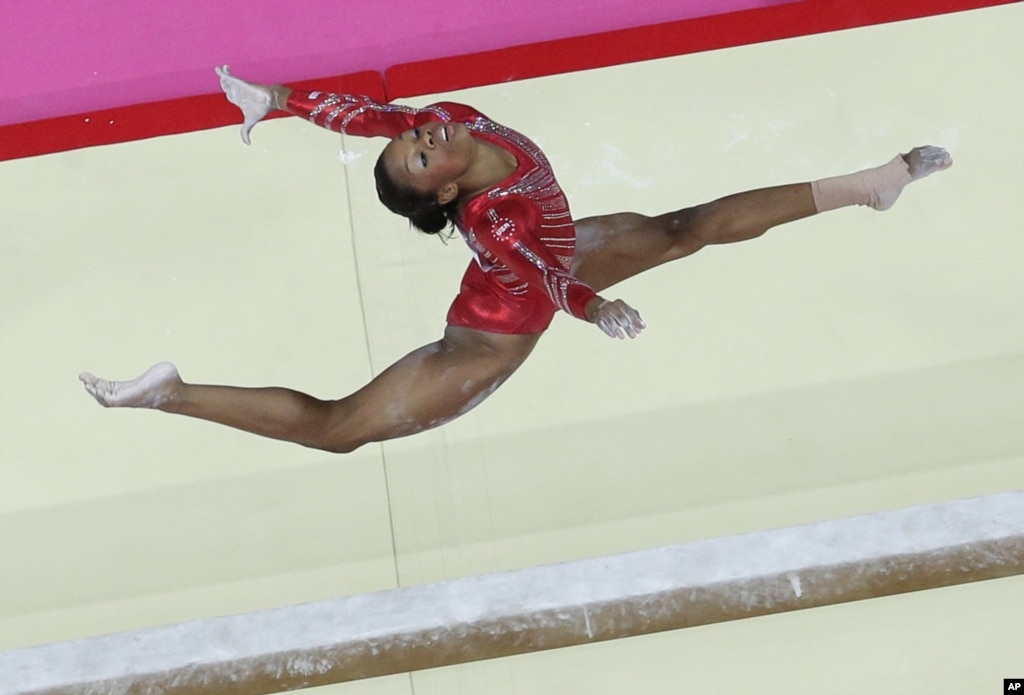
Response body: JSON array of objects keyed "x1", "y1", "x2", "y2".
[
  {"x1": 869, "y1": 146, "x2": 953, "y2": 210},
  {"x1": 80, "y1": 362, "x2": 182, "y2": 409},
  {"x1": 903, "y1": 146, "x2": 953, "y2": 181}
]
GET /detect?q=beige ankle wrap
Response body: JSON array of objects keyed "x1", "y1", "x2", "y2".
[{"x1": 810, "y1": 155, "x2": 913, "y2": 213}]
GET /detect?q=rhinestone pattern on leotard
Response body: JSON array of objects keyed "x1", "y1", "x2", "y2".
[{"x1": 286, "y1": 91, "x2": 597, "y2": 325}]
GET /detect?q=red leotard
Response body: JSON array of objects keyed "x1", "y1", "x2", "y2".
[{"x1": 286, "y1": 91, "x2": 598, "y2": 334}]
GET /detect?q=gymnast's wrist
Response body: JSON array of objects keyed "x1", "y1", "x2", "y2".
[
  {"x1": 584, "y1": 296, "x2": 608, "y2": 322},
  {"x1": 271, "y1": 85, "x2": 292, "y2": 112}
]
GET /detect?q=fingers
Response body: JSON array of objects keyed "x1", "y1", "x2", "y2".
[
  {"x1": 594, "y1": 299, "x2": 646, "y2": 340},
  {"x1": 214, "y1": 64, "x2": 236, "y2": 94}
]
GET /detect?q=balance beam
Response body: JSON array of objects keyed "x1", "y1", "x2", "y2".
[{"x1": 3, "y1": 491, "x2": 1022, "y2": 695}]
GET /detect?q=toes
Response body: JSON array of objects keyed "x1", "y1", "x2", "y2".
[
  {"x1": 919, "y1": 146, "x2": 953, "y2": 167},
  {"x1": 81, "y1": 381, "x2": 108, "y2": 405},
  {"x1": 905, "y1": 146, "x2": 953, "y2": 180},
  {"x1": 79, "y1": 373, "x2": 109, "y2": 402}
]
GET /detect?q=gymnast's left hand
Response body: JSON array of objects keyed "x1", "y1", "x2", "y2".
[
  {"x1": 215, "y1": 65, "x2": 277, "y2": 145},
  {"x1": 587, "y1": 298, "x2": 646, "y2": 339}
]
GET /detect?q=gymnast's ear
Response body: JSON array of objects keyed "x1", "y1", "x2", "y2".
[{"x1": 437, "y1": 182, "x2": 459, "y2": 206}]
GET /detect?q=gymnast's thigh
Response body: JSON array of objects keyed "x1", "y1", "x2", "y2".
[
  {"x1": 336, "y1": 325, "x2": 543, "y2": 447},
  {"x1": 571, "y1": 210, "x2": 704, "y2": 292}
]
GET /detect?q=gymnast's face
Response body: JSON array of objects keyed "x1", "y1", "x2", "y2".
[{"x1": 383, "y1": 121, "x2": 473, "y2": 204}]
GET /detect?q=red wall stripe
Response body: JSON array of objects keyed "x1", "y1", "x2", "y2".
[
  {"x1": 0, "y1": 0, "x2": 1016, "y2": 162},
  {"x1": 0, "y1": 72, "x2": 386, "y2": 163}
]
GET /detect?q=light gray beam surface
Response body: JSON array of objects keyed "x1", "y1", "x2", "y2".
[{"x1": 3, "y1": 491, "x2": 1022, "y2": 695}]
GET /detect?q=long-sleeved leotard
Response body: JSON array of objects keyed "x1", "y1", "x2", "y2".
[{"x1": 286, "y1": 90, "x2": 598, "y2": 334}]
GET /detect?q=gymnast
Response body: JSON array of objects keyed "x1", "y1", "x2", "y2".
[{"x1": 80, "y1": 65, "x2": 952, "y2": 453}]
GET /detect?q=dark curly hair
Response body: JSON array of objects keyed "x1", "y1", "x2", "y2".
[{"x1": 374, "y1": 152, "x2": 458, "y2": 235}]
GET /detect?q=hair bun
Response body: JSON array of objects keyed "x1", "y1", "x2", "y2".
[{"x1": 410, "y1": 208, "x2": 450, "y2": 235}]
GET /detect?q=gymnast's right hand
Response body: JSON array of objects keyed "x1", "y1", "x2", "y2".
[
  {"x1": 587, "y1": 298, "x2": 646, "y2": 339},
  {"x1": 215, "y1": 65, "x2": 276, "y2": 145}
]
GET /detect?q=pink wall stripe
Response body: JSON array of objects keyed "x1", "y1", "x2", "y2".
[{"x1": 0, "y1": 0, "x2": 792, "y2": 127}]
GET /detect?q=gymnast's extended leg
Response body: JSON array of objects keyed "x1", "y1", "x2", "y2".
[
  {"x1": 572, "y1": 146, "x2": 952, "y2": 292},
  {"x1": 80, "y1": 327, "x2": 540, "y2": 453}
]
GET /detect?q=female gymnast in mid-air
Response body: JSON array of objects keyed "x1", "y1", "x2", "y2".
[{"x1": 80, "y1": 66, "x2": 952, "y2": 453}]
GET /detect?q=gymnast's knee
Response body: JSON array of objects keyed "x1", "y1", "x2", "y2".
[
  {"x1": 314, "y1": 435, "x2": 367, "y2": 455},
  {"x1": 652, "y1": 206, "x2": 707, "y2": 258},
  {"x1": 302, "y1": 400, "x2": 374, "y2": 454},
  {"x1": 312, "y1": 398, "x2": 440, "y2": 454},
  {"x1": 303, "y1": 428, "x2": 366, "y2": 454}
]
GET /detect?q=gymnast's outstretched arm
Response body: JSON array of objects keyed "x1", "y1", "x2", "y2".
[{"x1": 216, "y1": 65, "x2": 426, "y2": 144}]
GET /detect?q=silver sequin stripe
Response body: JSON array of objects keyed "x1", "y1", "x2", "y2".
[
  {"x1": 467, "y1": 118, "x2": 551, "y2": 169},
  {"x1": 490, "y1": 167, "x2": 561, "y2": 206},
  {"x1": 483, "y1": 201, "x2": 573, "y2": 241},
  {"x1": 542, "y1": 209, "x2": 574, "y2": 223},
  {"x1": 335, "y1": 102, "x2": 449, "y2": 133},
  {"x1": 308, "y1": 94, "x2": 344, "y2": 122},
  {"x1": 495, "y1": 273, "x2": 529, "y2": 295},
  {"x1": 475, "y1": 118, "x2": 536, "y2": 150},
  {"x1": 307, "y1": 94, "x2": 452, "y2": 133},
  {"x1": 539, "y1": 234, "x2": 574, "y2": 244},
  {"x1": 539, "y1": 223, "x2": 575, "y2": 236},
  {"x1": 513, "y1": 241, "x2": 578, "y2": 313},
  {"x1": 485, "y1": 213, "x2": 574, "y2": 270}
]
